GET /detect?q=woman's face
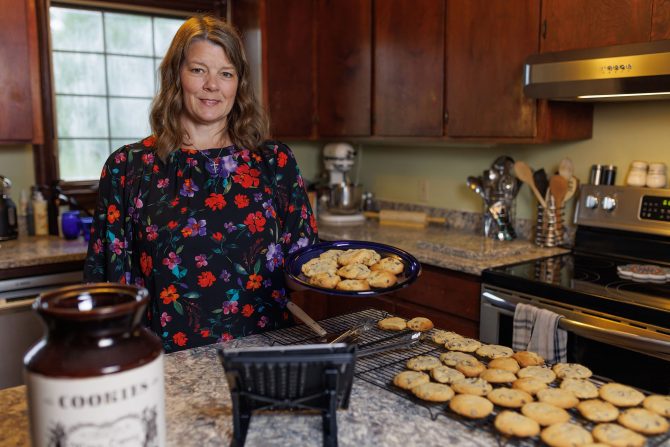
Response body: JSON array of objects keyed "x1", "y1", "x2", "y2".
[{"x1": 179, "y1": 39, "x2": 238, "y2": 131}]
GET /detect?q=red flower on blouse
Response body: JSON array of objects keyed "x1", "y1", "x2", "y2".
[
  {"x1": 234, "y1": 194, "x2": 249, "y2": 208},
  {"x1": 242, "y1": 303, "x2": 255, "y2": 317},
  {"x1": 160, "y1": 285, "x2": 179, "y2": 304},
  {"x1": 278, "y1": 151, "x2": 288, "y2": 168},
  {"x1": 246, "y1": 274, "x2": 262, "y2": 290},
  {"x1": 244, "y1": 212, "x2": 266, "y2": 234},
  {"x1": 212, "y1": 232, "x2": 223, "y2": 242},
  {"x1": 205, "y1": 193, "x2": 226, "y2": 211},
  {"x1": 173, "y1": 332, "x2": 188, "y2": 347},
  {"x1": 198, "y1": 271, "x2": 216, "y2": 288},
  {"x1": 167, "y1": 220, "x2": 178, "y2": 230},
  {"x1": 142, "y1": 135, "x2": 156, "y2": 147},
  {"x1": 181, "y1": 227, "x2": 193, "y2": 238},
  {"x1": 233, "y1": 165, "x2": 260, "y2": 188},
  {"x1": 140, "y1": 251, "x2": 153, "y2": 277},
  {"x1": 107, "y1": 204, "x2": 120, "y2": 224}
]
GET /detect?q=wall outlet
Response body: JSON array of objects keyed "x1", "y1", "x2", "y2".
[{"x1": 418, "y1": 179, "x2": 429, "y2": 202}]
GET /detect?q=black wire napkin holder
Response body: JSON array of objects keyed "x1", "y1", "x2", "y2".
[{"x1": 218, "y1": 343, "x2": 356, "y2": 447}]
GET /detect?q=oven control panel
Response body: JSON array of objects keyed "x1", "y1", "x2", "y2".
[
  {"x1": 575, "y1": 185, "x2": 670, "y2": 235},
  {"x1": 640, "y1": 196, "x2": 670, "y2": 222}
]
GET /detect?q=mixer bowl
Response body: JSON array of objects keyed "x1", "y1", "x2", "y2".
[{"x1": 328, "y1": 183, "x2": 363, "y2": 214}]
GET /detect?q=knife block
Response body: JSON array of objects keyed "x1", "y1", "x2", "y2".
[{"x1": 218, "y1": 344, "x2": 356, "y2": 447}]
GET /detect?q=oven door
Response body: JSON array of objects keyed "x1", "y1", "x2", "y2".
[{"x1": 481, "y1": 285, "x2": 670, "y2": 394}]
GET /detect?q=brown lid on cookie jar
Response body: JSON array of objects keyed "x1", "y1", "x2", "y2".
[{"x1": 24, "y1": 283, "x2": 162, "y2": 378}]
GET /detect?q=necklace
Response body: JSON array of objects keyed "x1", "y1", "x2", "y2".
[{"x1": 183, "y1": 140, "x2": 228, "y2": 173}]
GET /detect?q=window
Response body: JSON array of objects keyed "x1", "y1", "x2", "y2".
[{"x1": 49, "y1": 6, "x2": 183, "y2": 181}]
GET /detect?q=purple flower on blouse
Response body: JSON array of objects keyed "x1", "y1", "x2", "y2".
[
  {"x1": 257, "y1": 316, "x2": 269, "y2": 328},
  {"x1": 109, "y1": 238, "x2": 126, "y2": 255},
  {"x1": 146, "y1": 224, "x2": 158, "y2": 241},
  {"x1": 222, "y1": 300, "x2": 239, "y2": 315},
  {"x1": 195, "y1": 254, "x2": 208, "y2": 268},
  {"x1": 265, "y1": 242, "x2": 283, "y2": 272},
  {"x1": 262, "y1": 200, "x2": 275, "y2": 218},
  {"x1": 179, "y1": 179, "x2": 199, "y2": 197},
  {"x1": 289, "y1": 237, "x2": 309, "y2": 254},
  {"x1": 263, "y1": 278, "x2": 272, "y2": 288},
  {"x1": 160, "y1": 311, "x2": 172, "y2": 327},
  {"x1": 186, "y1": 217, "x2": 207, "y2": 237},
  {"x1": 219, "y1": 269, "x2": 231, "y2": 282},
  {"x1": 224, "y1": 222, "x2": 236, "y2": 233},
  {"x1": 254, "y1": 192, "x2": 263, "y2": 202},
  {"x1": 280, "y1": 232, "x2": 291, "y2": 244},
  {"x1": 162, "y1": 252, "x2": 181, "y2": 270},
  {"x1": 157, "y1": 178, "x2": 169, "y2": 189},
  {"x1": 205, "y1": 154, "x2": 237, "y2": 178}
]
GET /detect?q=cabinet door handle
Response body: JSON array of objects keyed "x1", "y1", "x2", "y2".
[
  {"x1": 444, "y1": 111, "x2": 449, "y2": 123},
  {"x1": 541, "y1": 19, "x2": 547, "y2": 40}
]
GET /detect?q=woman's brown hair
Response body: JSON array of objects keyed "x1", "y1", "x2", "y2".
[{"x1": 150, "y1": 15, "x2": 269, "y2": 159}]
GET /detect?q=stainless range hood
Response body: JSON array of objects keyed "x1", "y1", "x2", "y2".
[{"x1": 524, "y1": 40, "x2": 670, "y2": 101}]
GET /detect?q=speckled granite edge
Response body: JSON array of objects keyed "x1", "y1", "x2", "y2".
[{"x1": 0, "y1": 236, "x2": 88, "y2": 270}]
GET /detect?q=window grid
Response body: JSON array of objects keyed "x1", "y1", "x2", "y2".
[{"x1": 52, "y1": 7, "x2": 182, "y2": 180}]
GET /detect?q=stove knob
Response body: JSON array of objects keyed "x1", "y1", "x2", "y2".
[
  {"x1": 585, "y1": 195, "x2": 599, "y2": 209},
  {"x1": 602, "y1": 196, "x2": 617, "y2": 212}
]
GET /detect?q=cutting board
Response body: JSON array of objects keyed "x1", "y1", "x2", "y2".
[{"x1": 363, "y1": 210, "x2": 446, "y2": 229}]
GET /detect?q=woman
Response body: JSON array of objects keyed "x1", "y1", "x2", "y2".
[{"x1": 84, "y1": 15, "x2": 318, "y2": 352}]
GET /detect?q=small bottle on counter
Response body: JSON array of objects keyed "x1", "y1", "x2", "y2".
[
  {"x1": 32, "y1": 190, "x2": 49, "y2": 236},
  {"x1": 24, "y1": 284, "x2": 166, "y2": 447},
  {"x1": 25, "y1": 189, "x2": 35, "y2": 236}
]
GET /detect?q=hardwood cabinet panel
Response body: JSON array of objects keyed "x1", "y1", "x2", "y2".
[
  {"x1": 541, "y1": 0, "x2": 653, "y2": 53},
  {"x1": 446, "y1": 0, "x2": 539, "y2": 138},
  {"x1": 652, "y1": 0, "x2": 670, "y2": 40},
  {"x1": 0, "y1": 0, "x2": 42, "y2": 144},
  {"x1": 317, "y1": 0, "x2": 371, "y2": 136},
  {"x1": 391, "y1": 265, "x2": 480, "y2": 322},
  {"x1": 374, "y1": 0, "x2": 445, "y2": 136},
  {"x1": 265, "y1": 0, "x2": 315, "y2": 138}
]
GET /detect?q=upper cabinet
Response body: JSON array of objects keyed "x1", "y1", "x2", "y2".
[
  {"x1": 317, "y1": 0, "x2": 371, "y2": 137},
  {"x1": 652, "y1": 0, "x2": 670, "y2": 40},
  {"x1": 541, "y1": 0, "x2": 653, "y2": 52},
  {"x1": 0, "y1": 0, "x2": 43, "y2": 144},
  {"x1": 446, "y1": 0, "x2": 539, "y2": 138},
  {"x1": 374, "y1": 0, "x2": 445, "y2": 137}
]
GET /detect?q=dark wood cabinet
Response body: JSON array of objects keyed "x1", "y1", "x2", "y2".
[
  {"x1": 652, "y1": 0, "x2": 670, "y2": 40},
  {"x1": 373, "y1": 0, "x2": 445, "y2": 137},
  {"x1": 0, "y1": 0, "x2": 43, "y2": 144},
  {"x1": 541, "y1": 0, "x2": 654, "y2": 53},
  {"x1": 264, "y1": 0, "x2": 316, "y2": 138},
  {"x1": 291, "y1": 264, "x2": 482, "y2": 338},
  {"x1": 316, "y1": 0, "x2": 371, "y2": 137},
  {"x1": 446, "y1": 0, "x2": 539, "y2": 138}
]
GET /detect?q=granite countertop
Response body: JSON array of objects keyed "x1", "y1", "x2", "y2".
[
  {"x1": 0, "y1": 236, "x2": 88, "y2": 270},
  {"x1": 0, "y1": 331, "x2": 499, "y2": 447},
  {"x1": 318, "y1": 221, "x2": 569, "y2": 275},
  {"x1": 0, "y1": 221, "x2": 567, "y2": 276}
]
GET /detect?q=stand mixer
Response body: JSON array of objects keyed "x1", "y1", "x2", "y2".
[{"x1": 319, "y1": 143, "x2": 366, "y2": 225}]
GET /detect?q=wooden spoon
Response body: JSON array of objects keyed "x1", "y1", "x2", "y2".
[
  {"x1": 564, "y1": 176, "x2": 579, "y2": 202},
  {"x1": 558, "y1": 158, "x2": 574, "y2": 181},
  {"x1": 513, "y1": 161, "x2": 547, "y2": 208},
  {"x1": 549, "y1": 175, "x2": 569, "y2": 209}
]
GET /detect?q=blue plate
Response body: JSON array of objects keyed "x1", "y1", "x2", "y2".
[{"x1": 285, "y1": 240, "x2": 422, "y2": 296}]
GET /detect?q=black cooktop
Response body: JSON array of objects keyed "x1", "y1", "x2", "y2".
[{"x1": 482, "y1": 252, "x2": 670, "y2": 329}]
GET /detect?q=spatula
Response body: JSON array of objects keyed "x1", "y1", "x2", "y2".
[{"x1": 514, "y1": 161, "x2": 547, "y2": 208}]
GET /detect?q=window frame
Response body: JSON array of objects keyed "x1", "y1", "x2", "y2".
[{"x1": 34, "y1": 0, "x2": 226, "y2": 208}]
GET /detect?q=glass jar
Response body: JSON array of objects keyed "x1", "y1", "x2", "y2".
[
  {"x1": 646, "y1": 162, "x2": 667, "y2": 188},
  {"x1": 625, "y1": 161, "x2": 648, "y2": 187},
  {"x1": 24, "y1": 284, "x2": 165, "y2": 447}
]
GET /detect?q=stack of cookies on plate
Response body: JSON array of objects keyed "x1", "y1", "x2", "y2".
[
  {"x1": 382, "y1": 319, "x2": 670, "y2": 446},
  {"x1": 301, "y1": 248, "x2": 404, "y2": 291}
]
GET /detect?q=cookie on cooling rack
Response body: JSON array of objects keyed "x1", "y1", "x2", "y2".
[
  {"x1": 644, "y1": 395, "x2": 670, "y2": 417},
  {"x1": 480, "y1": 368, "x2": 517, "y2": 384},
  {"x1": 577, "y1": 399, "x2": 620, "y2": 423},
  {"x1": 494, "y1": 410, "x2": 540, "y2": 437},
  {"x1": 445, "y1": 337, "x2": 481, "y2": 352},
  {"x1": 378, "y1": 316, "x2": 407, "y2": 331},
  {"x1": 430, "y1": 365, "x2": 465, "y2": 384},
  {"x1": 406, "y1": 355, "x2": 442, "y2": 372},
  {"x1": 536, "y1": 388, "x2": 579, "y2": 409},
  {"x1": 592, "y1": 423, "x2": 646, "y2": 447},
  {"x1": 406, "y1": 317, "x2": 434, "y2": 332},
  {"x1": 560, "y1": 378, "x2": 599, "y2": 399},
  {"x1": 517, "y1": 365, "x2": 556, "y2": 384},
  {"x1": 618, "y1": 408, "x2": 669, "y2": 435},
  {"x1": 451, "y1": 377, "x2": 492, "y2": 396},
  {"x1": 487, "y1": 387, "x2": 533, "y2": 409},
  {"x1": 599, "y1": 383, "x2": 645, "y2": 407},
  {"x1": 521, "y1": 402, "x2": 571, "y2": 426},
  {"x1": 411, "y1": 382, "x2": 455, "y2": 403},
  {"x1": 431, "y1": 330, "x2": 463, "y2": 345},
  {"x1": 540, "y1": 422, "x2": 593, "y2": 447},
  {"x1": 512, "y1": 351, "x2": 545, "y2": 367},
  {"x1": 552, "y1": 362, "x2": 593, "y2": 380},
  {"x1": 449, "y1": 394, "x2": 494, "y2": 419},
  {"x1": 392, "y1": 370, "x2": 430, "y2": 390},
  {"x1": 439, "y1": 351, "x2": 476, "y2": 367},
  {"x1": 454, "y1": 358, "x2": 486, "y2": 377},
  {"x1": 488, "y1": 357, "x2": 520, "y2": 374},
  {"x1": 512, "y1": 377, "x2": 548, "y2": 396},
  {"x1": 476, "y1": 344, "x2": 514, "y2": 359}
]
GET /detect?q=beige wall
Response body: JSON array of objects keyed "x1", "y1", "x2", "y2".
[
  {"x1": 290, "y1": 101, "x2": 670, "y2": 220},
  {"x1": 2, "y1": 101, "x2": 669, "y2": 218},
  {"x1": 0, "y1": 144, "x2": 35, "y2": 203}
]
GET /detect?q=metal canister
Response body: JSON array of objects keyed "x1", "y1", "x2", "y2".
[
  {"x1": 589, "y1": 164, "x2": 603, "y2": 185},
  {"x1": 602, "y1": 165, "x2": 617, "y2": 185}
]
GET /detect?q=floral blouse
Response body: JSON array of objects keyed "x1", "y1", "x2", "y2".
[{"x1": 84, "y1": 137, "x2": 318, "y2": 352}]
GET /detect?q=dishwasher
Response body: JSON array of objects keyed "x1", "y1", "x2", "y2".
[{"x1": 0, "y1": 271, "x2": 82, "y2": 389}]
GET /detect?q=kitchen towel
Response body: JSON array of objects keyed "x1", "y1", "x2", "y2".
[{"x1": 513, "y1": 303, "x2": 567, "y2": 364}]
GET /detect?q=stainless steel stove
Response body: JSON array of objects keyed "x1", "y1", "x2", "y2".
[{"x1": 481, "y1": 185, "x2": 670, "y2": 393}]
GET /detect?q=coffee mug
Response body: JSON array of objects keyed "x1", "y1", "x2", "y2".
[
  {"x1": 61, "y1": 211, "x2": 81, "y2": 239},
  {"x1": 79, "y1": 216, "x2": 93, "y2": 242}
]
